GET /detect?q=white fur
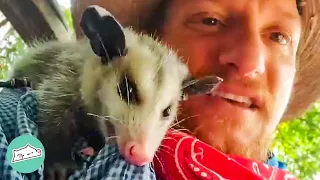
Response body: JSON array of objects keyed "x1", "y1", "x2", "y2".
[
  {"x1": 87, "y1": 5, "x2": 124, "y2": 33},
  {"x1": 5, "y1": 5, "x2": 190, "y2": 170},
  {"x1": 88, "y1": 5, "x2": 112, "y2": 17},
  {"x1": 80, "y1": 23, "x2": 189, "y2": 159}
]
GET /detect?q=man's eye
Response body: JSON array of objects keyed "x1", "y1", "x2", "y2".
[
  {"x1": 202, "y1": 17, "x2": 219, "y2": 26},
  {"x1": 186, "y1": 15, "x2": 224, "y2": 34},
  {"x1": 270, "y1": 32, "x2": 288, "y2": 45}
]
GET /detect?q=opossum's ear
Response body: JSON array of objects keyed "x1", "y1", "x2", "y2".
[
  {"x1": 181, "y1": 75, "x2": 223, "y2": 101},
  {"x1": 80, "y1": 5, "x2": 127, "y2": 63}
]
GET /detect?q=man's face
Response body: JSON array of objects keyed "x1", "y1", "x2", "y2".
[{"x1": 161, "y1": 0, "x2": 302, "y2": 160}]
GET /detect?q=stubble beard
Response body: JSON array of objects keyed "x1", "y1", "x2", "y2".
[{"x1": 177, "y1": 114, "x2": 274, "y2": 162}]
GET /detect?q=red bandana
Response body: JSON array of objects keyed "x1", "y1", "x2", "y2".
[{"x1": 153, "y1": 129, "x2": 297, "y2": 180}]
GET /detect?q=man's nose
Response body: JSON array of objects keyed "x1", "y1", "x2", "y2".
[{"x1": 219, "y1": 30, "x2": 266, "y2": 78}]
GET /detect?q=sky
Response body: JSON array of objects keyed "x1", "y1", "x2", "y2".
[
  {"x1": 57, "y1": 0, "x2": 71, "y2": 8},
  {"x1": 0, "y1": 13, "x2": 10, "y2": 43}
]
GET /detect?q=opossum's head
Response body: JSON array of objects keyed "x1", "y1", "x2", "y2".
[{"x1": 79, "y1": 5, "x2": 222, "y2": 166}]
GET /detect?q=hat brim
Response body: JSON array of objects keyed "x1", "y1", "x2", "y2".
[
  {"x1": 282, "y1": 0, "x2": 320, "y2": 121},
  {"x1": 71, "y1": 0, "x2": 320, "y2": 122}
]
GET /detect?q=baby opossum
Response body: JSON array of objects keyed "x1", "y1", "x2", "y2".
[{"x1": 8, "y1": 5, "x2": 222, "y2": 177}]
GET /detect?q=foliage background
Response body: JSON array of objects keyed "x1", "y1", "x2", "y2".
[{"x1": 0, "y1": 4, "x2": 319, "y2": 180}]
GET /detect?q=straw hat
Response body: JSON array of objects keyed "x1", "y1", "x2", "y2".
[{"x1": 70, "y1": 0, "x2": 320, "y2": 122}]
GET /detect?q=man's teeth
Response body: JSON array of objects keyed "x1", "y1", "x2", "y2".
[{"x1": 215, "y1": 92, "x2": 252, "y2": 105}]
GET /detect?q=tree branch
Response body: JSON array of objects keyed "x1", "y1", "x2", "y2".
[
  {"x1": 0, "y1": 0, "x2": 72, "y2": 46},
  {"x1": 0, "y1": 19, "x2": 8, "y2": 28}
]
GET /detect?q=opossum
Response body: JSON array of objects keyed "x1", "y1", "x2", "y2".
[{"x1": 7, "y1": 5, "x2": 222, "y2": 178}]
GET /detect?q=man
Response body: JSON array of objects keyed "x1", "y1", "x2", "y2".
[
  {"x1": 73, "y1": 0, "x2": 300, "y2": 158},
  {"x1": 145, "y1": 0, "x2": 302, "y2": 162},
  {"x1": 70, "y1": 0, "x2": 318, "y2": 179}
]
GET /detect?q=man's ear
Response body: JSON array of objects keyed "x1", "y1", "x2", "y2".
[
  {"x1": 79, "y1": 5, "x2": 127, "y2": 63},
  {"x1": 181, "y1": 75, "x2": 223, "y2": 101}
]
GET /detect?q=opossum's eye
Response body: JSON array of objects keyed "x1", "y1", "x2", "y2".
[
  {"x1": 117, "y1": 75, "x2": 140, "y2": 104},
  {"x1": 162, "y1": 105, "x2": 171, "y2": 118}
]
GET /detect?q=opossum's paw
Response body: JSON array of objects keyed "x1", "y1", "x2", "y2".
[{"x1": 43, "y1": 168, "x2": 75, "y2": 180}]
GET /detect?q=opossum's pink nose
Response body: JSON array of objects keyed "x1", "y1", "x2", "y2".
[{"x1": 123, "y1": 142, "x2": 153, "y2": 166}]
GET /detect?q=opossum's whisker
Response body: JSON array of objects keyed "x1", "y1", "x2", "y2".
[
  {"x1": 86, "y1": 113, "x2": 124, "y2": 125},
  {"x1": 48, "y1": 94, "x2": 78, "y2": 98},
  {"x1": 103, "y1": 116, "x2": 122, "y2": 121},
  {"x1": 153, "y1": 61, "x2": 164, "y2": 80},
  {"x1": 158, "y1": 144, "x2": 174, "y2": 151},
  {"x1": 162, "y1": 136, "x2": 178, "y2": 143},
  {"x1": 87, "y1": 113, "x2": 114, "y2": 120},
  {"x1": 125, "y1": 75, "x2": 130, "y2": 105},
  {"x1": 152, "y1": 44, "x2": 172, "y2": 80},
  {"x1": 117, "y1": 83, "x2": 123, "y2": 100},
  {"x1": 170, "y1": 114, "x2": 200, "y2": 128},
  {"x1": 87, "y1": 112, "x2": 107, "y2": 119},
  {"x1": 38, "y1": 108, "x2": 55, "y2": 112},
  {"x1": 153, "y1": 154, "x2": 165, "y2": 173},
  {"x1": 192, "y1": 124, "x2": 205, "y2": 136},
  {"x1": 152, "y1": 53, "x2": 170, "y2": 80},
  {"x1": 113, "y1": 69, "x2": 123, "y2": 101},
  {"x1": 157, "y1": 147, "x2": 174, "y2": 157},
  {"x1": 105, "y1": 135, "x2": 119, "y2": 142},
  {"x1": 172, "y1": 128, "x2": 193, "y2": 135}
]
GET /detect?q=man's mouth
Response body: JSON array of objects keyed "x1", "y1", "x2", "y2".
[{"x1": 210, "y1": 91, "x2": 259, "y2": 109}]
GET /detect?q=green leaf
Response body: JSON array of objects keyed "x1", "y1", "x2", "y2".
[{"x1": 273, "y1": 103, "x2": 320, "y2": 180}]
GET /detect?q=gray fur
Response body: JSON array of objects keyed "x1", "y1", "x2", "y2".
[
  {"x1": 8, "y1": 28, "x2": 190, "y2": 177},
  {"x1": 7, "y1": 6, "x2": 221, "y2": 178},
  {"x1": 9, "y1": 39, "x2": 104, "y2": 174}
]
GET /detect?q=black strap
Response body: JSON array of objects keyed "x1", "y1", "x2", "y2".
[{"x1": 0, "y1": 78, "x2": 32, "y2": 89}]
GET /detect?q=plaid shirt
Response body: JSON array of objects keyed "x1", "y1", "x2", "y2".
[
  {"x1": 0, "y1": 87, "x2": 157, "y2": 180},
  {"x1": 0, "y1": 86, "x2": 286, "y2": 180}
]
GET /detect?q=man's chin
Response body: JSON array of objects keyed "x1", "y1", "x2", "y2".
[
  {"x1": 189, "y1": 123, "x2": 271, "y2": 162},
  {"x1": 178, "y1": 95, "x2": 273, "y2": 160}
]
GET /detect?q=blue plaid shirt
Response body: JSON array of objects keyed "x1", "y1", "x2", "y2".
[
  {"x1": 0, "y1": 87, "x2": 286, "y2": 180},
  {"x1": 0, "y1": 87, "x2": 157, "y2": 180}
]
